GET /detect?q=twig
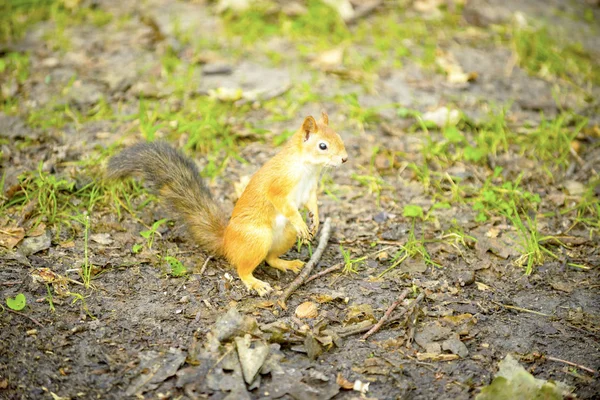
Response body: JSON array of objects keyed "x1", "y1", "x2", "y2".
[
  {"x1": 198, "y1": 256, "x2": 212, "y2": 277},
  {"x1": 305, "y1": 263, "x2": 342, "y2": 284},
  {"x1": 362, "y1": 288, "x2": 411, "y2": 340},
  {"x1": 7, "y1": 308, "x2": 44, "y2": 328},
  {"x1": 278, "y1": 218, "x2": 333, "y2": 308},
  {"x1": 546, "y1": 356, "x2": 598, "y2": 375},
  {"x1": 337, "y1": 292, "x2": 425, "y2": 338},
  {"x1": 492, "y1": 301, "x2": 550, "y2": 317},
  {"x1": 387, "y1": 292, "x2": 425, "y2": 324}
]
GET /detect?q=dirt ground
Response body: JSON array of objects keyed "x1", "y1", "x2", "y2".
[{"x1": 1, "y1": 0, "x2": 599, "y2": 399}]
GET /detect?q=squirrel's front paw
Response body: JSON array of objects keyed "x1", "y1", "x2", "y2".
[{"x1": 295, "y1": 223, "x2": 312, "y2": 242}]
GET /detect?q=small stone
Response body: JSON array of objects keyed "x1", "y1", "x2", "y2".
[
  {"x1": 19, "y1": 232, "x2": 51, "y2": 256},
  {"x1": 564, "y1": 180, "x2": 585, "y2": 196},
  {"x1": 456, "y1": 270, "x2": 475, "y2": 286},
  {"x1": 425, "y1": 342, "x2": 442, "y2": 354},
  {"x1": 202, "y1": 63, "x2": 233, "y2": 75},
  {"x1": 442, "y1": 335, "x2": 469, "y2": 358}
]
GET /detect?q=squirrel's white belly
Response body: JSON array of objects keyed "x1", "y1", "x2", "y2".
[
  {"x1": 293, "y1": 173, "x2": 317, "y2": 207},
  {"x1": 274, "y1": 214, "x2": 287, "y2": 230}
]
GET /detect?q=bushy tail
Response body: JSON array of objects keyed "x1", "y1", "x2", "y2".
[{"x1": 107, "y1": 141, "x2": 227, "y2": 256}]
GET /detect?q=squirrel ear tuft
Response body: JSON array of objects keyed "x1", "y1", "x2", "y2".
[
  {"x1": 302, "y1": 116, "x2": 318, "y2": 141},
  {"x1": 320, "y1": 111, "x2": 329, "y2": 126}
]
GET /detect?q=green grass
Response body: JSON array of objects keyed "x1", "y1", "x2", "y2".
[
  {"x1": 379, "y1": 218, "x2": 441, "y2": 277},
  {"x1": 512, "y1": 25, "x2": 600, "y2": 86},
  {"x1": 222, "y1": 0, "x2": 351, "y2": 48},
  {"x1": 0, "y1": 0, "x2": 55, "y2": 43},
  {"x1": 340, "y1": 245, "x2": 366, "y2": 274}
]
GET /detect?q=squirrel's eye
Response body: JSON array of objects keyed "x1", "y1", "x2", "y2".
[{"x1": 319, "y1": 142, "x2": 328, "y2": 150}]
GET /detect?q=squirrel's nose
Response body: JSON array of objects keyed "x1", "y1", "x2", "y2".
[{"x1": 342, "y1": 157, "x2": 348, "y2": 164}]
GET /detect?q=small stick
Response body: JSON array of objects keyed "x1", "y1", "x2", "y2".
[
  {"x1": 387, "y1": 292, "x2": 425, "y2": 324},
  {"x1": 198, "y1": 256, "x2": 213, "y2": 277},
  {"x1": 305, "y1": 263, "x2": 342, "y2": 284},
  {"x1": 546, "y1": 356, "x2": 598, "y2": 375},
  {"x1": 7, "y1": 309, "x2": 44, "y2": 328},
  {"x1": 362, "y1": 288, "x2": 411, "y2": 340},
  {"x1": 278, "y1": 218, "x2": 332, "y2": 308},
  {"x1": 492, "y1": 301, "x2": 550, "y2": 317},
  {"x1": 337, "y1": 292, "x2": 425, "y2": 339}
]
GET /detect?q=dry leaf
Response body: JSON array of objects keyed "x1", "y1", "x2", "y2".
[
  {"x1": 27, "y1": 223, "x2": 46, "y2": 238},
  {"x1": 485, "y1": 227, "x2": 500, "y2": 238},
  {"x1": 0, "y1": 226, "x2": 25, "y2": 249},
  {"x1": 344, "y1": 304, "x2": 375, "y2": 323},
  {"x1": 475, "y1": 281, "x2": 491, "y2": 291},
  {"x1": 295, "y1": 301, "x2": 319, "y2": 319},
  {"x1": 422, "y1": 107, "x2": 460, "y2": 128},
  {"x1": 441, "y1": 313, "x2": 474, "y2": 325},
  {"x1": 311, "y1": 47, "x2": 345, "y2": 71}
]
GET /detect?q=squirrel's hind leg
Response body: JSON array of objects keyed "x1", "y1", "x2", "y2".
[
  {"x1": 226, "y1": 227, "x2": 272, "y2": 296},
  {"x1": 266, "y1": 223, "x2": 304, "y2": 274}
]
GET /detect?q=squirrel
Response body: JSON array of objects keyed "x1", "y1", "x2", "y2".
[{"x1": 107, "y1": 112, "x2": 348, "y2": 296}]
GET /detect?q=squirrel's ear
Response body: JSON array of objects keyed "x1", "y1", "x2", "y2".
[
  {"x1": 302, "y1": 116, "x2": 318, "y2": 141},
  {"x1": 320, "y1": 111, "x2": 329, "y2": 126}
]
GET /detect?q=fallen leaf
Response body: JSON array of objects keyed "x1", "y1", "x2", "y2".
[
  {"x1": 26, "y1": 223, "x2": 46, "y2": 238},
  {"x1": 422, "y1": 107, "x2": 461, "y2": 128},
  {"x1": 235, "y1": 334, "x2": 270, "y2": 385},
  {"x1": 564, "y1": 180, "x2": 585, "y2": 196},
  {"x1": 311, "y1": 47, "x2": 345, "y2": 71},
  {"x1": 304, "y1": 333, "x2": 323, "y2": 360},
  {"x1": 296, "y1": 301, "x2": 319, "y2": 319},
  {"x1": 441, "y1": 313, "x2": 474, "y2": 325},
  {"x1": 344, "y1": 303, "x2": 375, "y2": 324},
  {"x1": 475, "y1": 281, "x2": 491, "y2": 291},
  {"x1": 475, "y1": 354, "x2": 574, "y2": 400},
  {"x1": 125, "y1": 349, "x2": 187, "y2": 396},
  {"x1": 0, "y1": 226, "x2": 25, "y2": 249},
  {"x1": 90, "y1": 233, "x2": 114, "y2": 245},
  {"x1": 549, "y1": 280, "x2": 573, "y2": 293}
]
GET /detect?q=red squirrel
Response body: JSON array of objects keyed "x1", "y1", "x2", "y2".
[{"x1": 107, "y1": 112, "x2": 348, "y2": 296}]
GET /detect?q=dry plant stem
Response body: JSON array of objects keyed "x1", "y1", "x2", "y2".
[
  {"x1": 305, "y1": 263, "x2": 342, "y2": 284},
  {"x1": 198, "y1": 256, "x2": 213, "y2": 276},
  {"x1": 492, "y1": 301, "x2": 550, "y2": 317},
  {"x1": 278, "y1": 218, "x2": 332, "y2": 307},
  {"x1": 546, "y1": 356, "x2": 598, "y2": 374},
  {"x1": 362, "y1": 288, "x2": 411, "y2": 340},
  {"x1": 339, "y1": 292, "x2": 425, "y2": 338},
  {"x1": 7, "y1": 309, "x2": 44, "y2": 328},
  {"x1": 387, "y1": 292, "x2": 425, "y2": 324}
]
